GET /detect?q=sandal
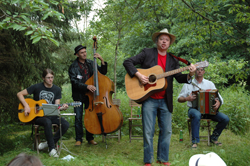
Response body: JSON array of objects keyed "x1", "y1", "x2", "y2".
[
  {"x1": 192, "y1": 143, "x2": 198, "y2": 148},
  {"x1": 210, "y1": 140, "x2": 222, "y2": 146}
]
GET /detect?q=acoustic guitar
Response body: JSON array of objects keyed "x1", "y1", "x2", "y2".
[
  {"x1": 18, "y1": 98, "x2": 81, "y2": 123},
  {"x1": 125, "y1": 61, "x2": 209, "y2": 103}
]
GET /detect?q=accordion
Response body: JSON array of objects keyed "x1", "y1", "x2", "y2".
[{"x1": 192, "y1": 89, "x2": 219, "y2": 115}]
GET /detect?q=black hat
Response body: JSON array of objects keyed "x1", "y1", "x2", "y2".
[{"x1": 74, "y1": 45, "x2": 86, "y2": 55}]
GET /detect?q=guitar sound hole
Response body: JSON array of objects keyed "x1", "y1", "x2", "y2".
[
  {"x1": 148, "y1": 75, "x2": 156, "y2": 83},
  {"x1": 35, "y1": 104, "x2": 39, "y2": 114}
]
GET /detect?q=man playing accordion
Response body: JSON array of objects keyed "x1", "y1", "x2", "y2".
[{"x1": 177, "y1": 67, "x2": 229, "y2": 148}]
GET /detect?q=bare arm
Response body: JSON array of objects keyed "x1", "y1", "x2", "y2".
[
  {"x1": 17, "y1": 89, "x2": 30, "y2": 116},
  {"x1": 55, "y1": 99, "x2": 68, "y2": 111},
  {"x1": 135, "y1": 72, "x2": 149, "y2": 85},
  {"x1": 178, "y1": 92, "x2": 196, "y2": 103}
]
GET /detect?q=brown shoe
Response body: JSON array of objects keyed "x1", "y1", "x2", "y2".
[
  {"x1": 88, "y1": 140, "x2": 97, "y2": 145},
  {"x1": 75, "y1": 141, "x2": 81, "y2": 146}
]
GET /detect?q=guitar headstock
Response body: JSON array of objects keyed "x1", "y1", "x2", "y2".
[
  {"x1": 71, "y1": 101, "x2": 82, "y2": 107},
  {"x1": 194, "y1": 60, "x2": 209, "y2": 69}
]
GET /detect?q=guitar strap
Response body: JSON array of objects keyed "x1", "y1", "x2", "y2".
[{"x1": 169, "y1": 53, "x2": 191, "y2": 66}]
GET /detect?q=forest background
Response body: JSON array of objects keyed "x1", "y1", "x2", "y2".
[{"x1": 0, "y1": 0, "x2": 250, "y2": 165}]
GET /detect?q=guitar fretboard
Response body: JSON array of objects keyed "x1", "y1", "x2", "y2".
[
  {"x1": 156, "y1": 62, "x2": 207, "y2": 79},
  {"x1": 156, "y1": 66, "x2": 190, "y2": 79}
]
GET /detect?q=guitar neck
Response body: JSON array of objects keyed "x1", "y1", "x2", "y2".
[
  {"x1": 58, "y1": 102, "x2": 81, "y2": 107},
  {"x1": 58, "y1": 103, "x2": 73, "y2": 107},
  {"x1": 157, "y1": 65, "x2": 190, "y2": 79}
]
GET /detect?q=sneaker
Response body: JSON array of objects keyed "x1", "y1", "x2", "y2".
[
  {"x1": 144, "y1": 164, "x2": 151, "y2": 166},
  {"x1": 157, "y1": 161, "x2": 171, "y2": 166},
  {"x1": 38, "y1": 141, "x2": 48, "y2": 150},
  {"x1": 49, "y1": 149, "x2": 59, "y2": 157}
]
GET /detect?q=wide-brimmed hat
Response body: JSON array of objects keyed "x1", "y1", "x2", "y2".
[
  {"x1": 189, "y1": 152, "x2": 227, "y2": 166},
  {"x1": 152, "y1": 28, "x2": 176, "y2": 45},
  {"x1": 74, "y1": 45, "x2": 86, "y2": 55}
]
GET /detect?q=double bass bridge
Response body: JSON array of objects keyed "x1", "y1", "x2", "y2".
[{"x1": 94, "y1": 101, "x2": 104, "y2": 105}]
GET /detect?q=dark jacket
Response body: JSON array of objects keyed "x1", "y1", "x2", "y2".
[
  {"x1": 68, "y1": 58, "x2": 108, "y2": 104},
  {"x1": 123, "y1": 47, "x2": 189, "y2": 113}
]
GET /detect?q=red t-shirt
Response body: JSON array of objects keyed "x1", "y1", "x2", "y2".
[{"x1": 150, "y1": 53, "x2": 166, "y2": 99}]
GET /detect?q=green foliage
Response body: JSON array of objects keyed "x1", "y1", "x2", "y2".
[
  {"x1": 0, "y1": 0, "x2": 65, "y2": 46},
  {"x1": 0, "y1": 0, "x2": 92, "y2": 123},
  {"x1": 220, "y1": 85, "x2": 250, "y2": 134}
]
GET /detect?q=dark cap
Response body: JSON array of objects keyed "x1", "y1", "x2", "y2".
[{"x1": 74, "y1": 45, "x2": 86, "y2": 55}]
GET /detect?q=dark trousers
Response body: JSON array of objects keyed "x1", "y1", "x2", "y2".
[
  {"x1": 74, "y1": 103, "x2": 94, "y2": 142},
  {"x1": 35, "y1": 116, "x2": 69, "y2": 151}
]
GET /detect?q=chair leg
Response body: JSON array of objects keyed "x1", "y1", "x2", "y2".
[
  {"x1": 34, "y1": 125, "x2": 40, "y2": 154},
  {"x1": 207, "y1": 120, "x2": 211, "y2": 146},
  {"x1": 129, "y1": 120, "x2": 132, "y2": 143},
  {"x1": 118, "y1": 129, "x2": 121, "y2": 143},
  {"x1": 188, "y1": 119, "x2": 192, "y2": 144}
]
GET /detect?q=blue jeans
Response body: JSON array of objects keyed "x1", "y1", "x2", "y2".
[
  {"x1": 74, "y1": 103, "x2": 94, "y2": 142},
  {"x1": 35, "y1": 116, "x2": 69, "y2": 151},
  {"x1": 142, "y1": 97, "x2": 172, "y2": 164},
  {"x1": 188, "y1": 108, "x2": 230, "y2": 143}
]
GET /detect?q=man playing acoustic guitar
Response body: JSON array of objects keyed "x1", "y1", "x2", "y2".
[
  {"x1": 123, "y1": 28, "x2": 196, "y2": 166},
  {"x1": 178, "y1": 67, "x2": 229, "y2": 148},
  {"x1": 17, "y1": 68, "x2": 69, "y2": 157}
]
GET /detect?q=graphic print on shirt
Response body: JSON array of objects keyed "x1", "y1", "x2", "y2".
[{"x1": 39, "y1": 90, "x2": 54, "y2": 104}]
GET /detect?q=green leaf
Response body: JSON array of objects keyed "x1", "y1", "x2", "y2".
[
  {"x1": 32, "y1": 36, "x2": 42, "y2": 44},
  {"x1": 10, "y1": 0, "x2": 19, "y2": 4},
  {"x1": 21, "y1": 3, "x2": 27, "y2": 9},
  {"x1": 6, "y1": 10, "x2": 11, "y2": 15},
  {"x1": 48, "y1": 37, "x2": 59, "y2": 46},
  {"x1": 25, "y1": 30, "x2": 34, "y2": 36},
  {"x1": 20, "y1": 15, "x2": 31, "y2": 24},
  {"x1": 42, "y1": 12, "x2": 51, "y2": 20},
  {"x1": 19, "y1": 27, "x2": 27, "y2": 31}
]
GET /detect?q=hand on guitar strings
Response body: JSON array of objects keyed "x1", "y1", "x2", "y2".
[
  {"x1": 135, "y1": 72, "x2": 149, "y2": 85},
  {"x1": 24, "y1": 107, "x2": 31, "y2": 116},
  {"x1": 59, "y1": 104, "x2": 69, "y2": 111}
]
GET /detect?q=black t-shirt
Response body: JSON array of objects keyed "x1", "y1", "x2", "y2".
[{"x1": 26, "y1": 82, "x2": 61, "y2": 104}]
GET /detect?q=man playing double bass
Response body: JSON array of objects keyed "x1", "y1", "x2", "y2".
[{"x1": 68, "y1": 45, "x2": 108, "y2": 146}]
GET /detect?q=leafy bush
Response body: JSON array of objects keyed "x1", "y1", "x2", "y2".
[{"x1": 220, "y1": 85, "x2": 250, "y2": 135}]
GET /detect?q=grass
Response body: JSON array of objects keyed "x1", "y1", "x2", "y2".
[
  {"x1": 1, "y1": 84, "x2": 250, "y2": 165},
  {"x1": 0, "y1": 128, "x2": 249, "y2": 166}
]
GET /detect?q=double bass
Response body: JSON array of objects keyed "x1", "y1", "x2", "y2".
[{"x1": 84, "y1": 36, "x2": 123, "y2": 135}]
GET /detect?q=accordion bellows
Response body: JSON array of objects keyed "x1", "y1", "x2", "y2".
[{"x1": 192, "y1": 89, "x2": 218, "y2": 115}]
